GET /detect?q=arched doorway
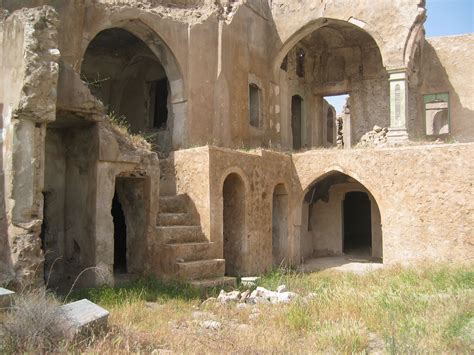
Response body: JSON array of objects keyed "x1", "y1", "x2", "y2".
[
  {"x1": 272, "y1": 184, "x2": 289, "y2": 268},
  {"x1": 301, "y1": 171, "x2": 382, "y2": 261},
  {"x1": 223, "y1": 173, "x2": 246, "y2": 276},
  {"x1": 81, "y1": 27, "x2": 175, "y2": 153},
  {"x1": 277, "y1": 19, "x2": 388, "y2": 148}
]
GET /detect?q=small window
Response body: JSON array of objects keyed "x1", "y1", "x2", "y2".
[
  {"x1": 296, "y1": 48, "x2": 305, "y2": 78},
  {"x1": 249, "y1": 84, "x2": 261, "y2": 127},
  {"x1": 424, "y1": 93, "x2": 449, "y2": 136}
]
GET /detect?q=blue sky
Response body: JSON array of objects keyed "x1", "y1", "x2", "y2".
[
  {"x1": 425, "y1": 0, "x2": 473, "y2": 37},
  {"x1": 326, "y1": 0, "x2": 473, "y2": 113}
]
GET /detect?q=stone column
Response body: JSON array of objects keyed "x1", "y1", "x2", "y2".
[{"x1": 387, "y1": 69, "x2": 409, "y2": 142}]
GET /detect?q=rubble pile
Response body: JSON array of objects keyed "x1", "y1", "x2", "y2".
[
  {"x1": 358, "y1": 125, "x2": 389, "y2": 148},
  {"x1": 216, "y1": 285, "x2": 298, "y2": 305}
]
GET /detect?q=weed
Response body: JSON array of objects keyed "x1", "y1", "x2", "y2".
[{"x1": 1, "y1": 289, "x2": 68, "y2": 353}]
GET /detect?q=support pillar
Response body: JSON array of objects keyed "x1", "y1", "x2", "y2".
[{"x1": 387, "y1": 69, "x2": 409, "y2": 142}]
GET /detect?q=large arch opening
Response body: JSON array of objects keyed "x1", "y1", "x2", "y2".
[
  {"x1": 272, "y1": 184, "x2": 289, "y2": 268},
  {"x1": 278, "y1": 19, "x2": 388, "y2": 149},
  {"x1": 81, "y1": 27, "x2": 177, "y2": 154},
  {"x1": 301, "y1": 171, "x2": 382, "y2": 262},
  {"x1": 223, "y1": 173, "x2": 246, "y2": 276}
]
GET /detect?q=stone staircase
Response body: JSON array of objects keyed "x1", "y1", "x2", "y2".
[{"x1": 155, "y1": 159, "x2": 236, "y2": 289}]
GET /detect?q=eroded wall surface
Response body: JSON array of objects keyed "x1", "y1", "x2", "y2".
[{"x1": 0, "y1": 6, "x2": 59, "y2": 286}]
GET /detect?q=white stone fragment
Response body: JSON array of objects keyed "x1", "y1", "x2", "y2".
[
  {"x1": 200, "y1": 320, "x2": 221, "y2": 330},
  {"x1": 0, "y1": 287, "x2": 15, "y2": 309},
  {"x1": 217, "y1": 289, "x2": 240, "y2": 303},
  {"x1": 60, "y1": 299, "x2": 109, "y2": 339},
  {"x1": 241, "y1": 276, "x2": 261, "y2": 287},
  {"x1": 277, "y1": 284, "x2": 288, "y2": 293}
]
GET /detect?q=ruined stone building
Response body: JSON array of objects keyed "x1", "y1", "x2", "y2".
[{"x1": 0, "y1": 0, "x2": 473, "y2": 288}]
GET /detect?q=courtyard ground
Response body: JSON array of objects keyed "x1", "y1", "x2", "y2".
[{"x1": 2, "y1": 263, "x2": 473, "y2": 353}]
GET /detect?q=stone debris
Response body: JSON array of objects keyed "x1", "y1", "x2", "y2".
[
  {"x1": 216, "y1": 285, "x2": 298, "y2": 305},
  {"x1": 200, "y1": 320, "x2": 221, "y2": 330},
  {"x1": 0, "y1": 287, "x2": 15, "y2": 309},
  {"x1": 241, "y1": 276, "x2": 261, "y2": 287},
  {"x1": 358, "y1": 126, "x2": 389, "y2": 148},
  {"x1": 59, "y1": 299, "x2": 109, "y2": 339}
]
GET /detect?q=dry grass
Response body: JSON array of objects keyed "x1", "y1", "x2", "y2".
[
  {"x1": 1, "y1": 264, "x2": 472, "y2": 353},
  {"x1": 0, "y1": 289, "x2": 69, "y2": 353},
  {"x1": 63, "y1": 263, "x2": 473, "y2": 353},
  {"x1": 108, "y1": 112, "x2": 153, "y2": 151}
]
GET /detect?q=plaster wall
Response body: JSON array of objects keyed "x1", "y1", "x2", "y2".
[
  {"x1": 294, "y1": 143, "x2": 474, "y2": 265},
  {"x1": 418, "y1": 35, "x2": 474, "y2": 142}
]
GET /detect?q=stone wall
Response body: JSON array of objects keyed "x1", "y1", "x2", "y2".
[
  {"x1": 293, "y1": 143, "x2": 474, "y2": 265},
  {"x1": 169, "y1": 143, "x2": 473, "y2": 276},
  {"x1": 0, "y1": 6, "x2": 60, "y2": 286}
]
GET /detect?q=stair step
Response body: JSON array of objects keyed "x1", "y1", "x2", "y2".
[
  {"x1": 155, "y1": 226, "x2": 207, "y2": 244},
  {"x1": 189, "y1": 276, "x2": 237, "y2": 289},
  {"x1": 159, "y1": 195, "x2": 188, "y2": 214},
  {"x1": 165, "y1": 242, "x2": 213, "y2": 262},
  {"x1": 176, "y1": 259, "x2": 225, "y2": 280},
  {"x1": 157, "y1": 213, "x2": 195, "y2": 226}
]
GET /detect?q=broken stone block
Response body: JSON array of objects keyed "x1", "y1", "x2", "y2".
[
  {"x1": 0, "y1": 287, "x2": 15, "y2": 309},
  {"x1": 217, "y1": 289, "x2": 240, "y2": 303},
  {"x1": 60, "y1": 299, "x2": 109, "y2": 339},
  {"x1": 241, "y1": 276, "x2": 261, "y2": 287}
]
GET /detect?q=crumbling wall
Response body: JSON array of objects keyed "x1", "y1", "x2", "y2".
[{"x1": 0, "y1": 6, "x2": 60, "y2": 287}]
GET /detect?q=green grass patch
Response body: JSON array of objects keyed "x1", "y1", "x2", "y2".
[{"x1": 69, "y1": 277, "x2": 203, "y2": 307}]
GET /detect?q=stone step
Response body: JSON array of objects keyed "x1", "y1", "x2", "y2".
[
  {"x1": 176, "y1": 259, "x2": 225, "y2": 280},
  {"x1": 159, "y1": 195, "x2": 188, "y2": 214},
  {"x1": 155, "y1": 226, "x2": 207, "y2": 244},
  {"x1": 164, "y1": 242, "x2": 213, "y2": 262},
  {"x1": 189, "y1": 276, "x2": 237, "y2": 289},
  {"x1": 157, "y1": 213, "x2": 195, "y2": 226}
]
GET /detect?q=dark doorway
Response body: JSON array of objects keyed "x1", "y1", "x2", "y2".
[
  {"x1": 343, "y1": 191, "x2": 372, "y2": 252},
  {"x1": 291, "y1": 95, "x2": 303, "y2": 150},
  {"x1": 112, "y1": 192, "x2": 127, "y2": 273},
  {"x1": 151, "y1": 78, "x2": 169, "y2": 129}
]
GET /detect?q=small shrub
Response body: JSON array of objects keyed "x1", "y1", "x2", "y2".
[
  {"x1": 1, "y1": 289, "x2": 68, "y2": 353},
  {"x1": 108, "y1": 112, "x2": 152, "y2": 150}
]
